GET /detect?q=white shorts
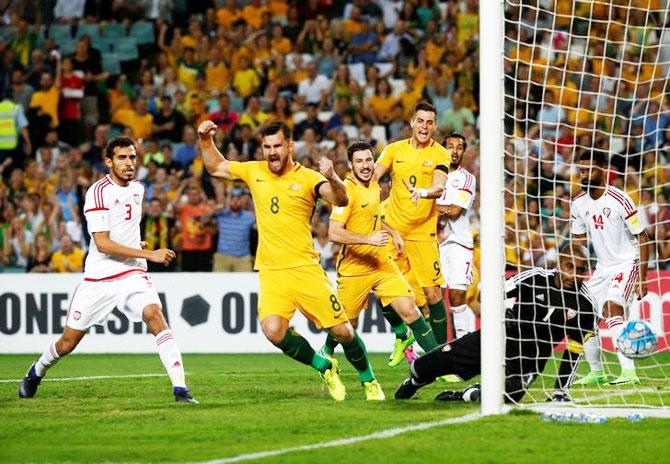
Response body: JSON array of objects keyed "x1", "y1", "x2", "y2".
[
  {"x1": 439, "y1": 242, "x2": 474, "y2": 291},
  {"x1": 583, "y1": 260, "x2": 639, "y2": 317},
  {"x1": 66, "y1": 272, "x2": 161, "y2": 331}
]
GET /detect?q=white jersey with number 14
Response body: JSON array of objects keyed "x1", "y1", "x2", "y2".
[{"x1": 570, "y1": 184, "x2": 643, "y2": 267}]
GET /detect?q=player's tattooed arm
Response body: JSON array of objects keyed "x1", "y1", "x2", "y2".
[
  {"x1": 329, "y1": 219, "x2": 389, "y2": 246},
  {"x1": 198, "y1": 120, "x2": 233, "y2": 180},
  {"x1": 93, "y1": 232, "x2": 176, "y2": 266},
  {"x1": 317, "y1": 157, "x2": 348, "y2": 206}
]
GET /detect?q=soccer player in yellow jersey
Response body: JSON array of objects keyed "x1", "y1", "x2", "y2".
[
  {"x1": 374, "y1": 102, "x2": 451, "y2": 344},
  {"x1": 322, "y1": 142, "x2": 439, "y2": 371},
  {"x1": 198, "y1": 120, "x2": 381, "y2": 401}
]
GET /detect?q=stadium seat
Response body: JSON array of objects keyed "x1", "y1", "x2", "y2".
[
  {"x1": 102, "y1": 53, "x2": 121, "y2": 74},
  {"x1": 129, "y1": 21, "x2": 155, "y2": 45},
  {"x1": 48, "y1": 24, "x2": 72, "y2": 40},
  {"x1": 292, "y1": 111, "x2": 307, "y2": 125},
  {"x1": 0, "y1": 26, "x2": 16, "y2": 42},
  {"x1": 91, "y1": 37, "x2": 114, "y2": 53},
  {"x1": 347, "y1": 62, "x2": 366, "y2": 85},
  {"x1": 102, "y1": 22, "x2": 128, "y2": 39},
  {"x1": 114, "y1": 38, "x2": 139, "y2": 61},
  {"x1": 59, "y1": 39, "x2": 78, "y2": 56},
  {"x1": 34, "y1": 25, "x2": 46, "y2": 48},
  {"x1": 371, "y1": 125, "x2": 388, "y2": 147},
  {"x1": 76, "y1": 23, "x2": 101, "y2": 39},
  {"x1": 318, "y1": 111, "x2": 333, "y2": 123}
]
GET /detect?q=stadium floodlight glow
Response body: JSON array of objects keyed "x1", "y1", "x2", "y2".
[{"x1": 479, "y1": 0, "x2": 506, "y2": 416}]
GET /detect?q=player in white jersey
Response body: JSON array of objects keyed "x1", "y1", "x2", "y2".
[
  {"x1": 570, "y1": 150, "x2": 649, "y2": 386},
  {"x1": 436, "y1": 133, "x2": 477, "y2": 340},
  {"x1": 19, "y1": 137, "x2": 197, "y2": 403}
]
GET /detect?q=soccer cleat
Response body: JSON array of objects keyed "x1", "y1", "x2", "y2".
[
  {"x1": 19, "y1": 362, "x2": 42, "y2": 398},
  {"x1": 435, "y1": 390, "x2": 464, "y2": 402},
  {"x1": 388, "y1": 333, "x2": 416, "y2": 367},
  {"x1": 174, "y1": 387, "x2": 199, "y2": 404},
  {"x1": 437, "y1": 374, "x2": 462, "y2": 383},
  {"x1": 403, "y1": 345, "x2": 419, "y2": 364},
  {"x1": 573, "y1": 370, "x2": 609, "y2": 386},
  {"x1": 320, "y1": 358, "x2": 346, "y2": 401},
  {"x1": 394, "y1": 377, "x2": 427, "y2": 400},
  {"x1": 436, "y1": 384, "x2": 481, "y2": 402},
  {"x1": 363, "y1": 380, "x2": 386, "y2": 401},
  {"x1": 608, "y1": 369, "x2": 640, "y2": 386}
]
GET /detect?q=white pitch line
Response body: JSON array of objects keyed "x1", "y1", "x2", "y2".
[
  {"x1": 0, "y1": 373, "x2": 166, "y2": 383},
  {"x1": 202, "y1": 412, "x2": 481, "y2": 464},
  {"x1": 575, "y1": 387, "x2": 658, "y2": 403}
]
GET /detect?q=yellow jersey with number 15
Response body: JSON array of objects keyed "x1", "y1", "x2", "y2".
[
  {"x1": 376, "y1": 138, "x2": 450, "y2": 241},
  {"x1": 229, "y1": 161, "x2": 327, "y2": 270},
  {"x1": 330, "y1": 177, "x2": 389, "y2": 276}
]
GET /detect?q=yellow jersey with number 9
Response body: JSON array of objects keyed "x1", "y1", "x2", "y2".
[
  {"x1": 229, "y1": 161, "x2": 327, "y2": 270},
  {"x1": 376, "y1": 138, "x2": 450, "y2": 241},
  {"x1": 330, "y1": 177, "x2": 389, "y2": 276}
]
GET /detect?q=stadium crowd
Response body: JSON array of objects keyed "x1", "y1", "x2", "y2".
[{"x1": 0, "y1": 0, "x2": 669, "y2": 275}]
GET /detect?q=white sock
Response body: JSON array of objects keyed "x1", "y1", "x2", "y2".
[
  {"x1": 451, "y1": 304, "x2": 475, "y2": 339},
  {"x1": 34, "y1": 342, "x2": 61, "y2": 377},
  {"x1": 582, "y1": 335, "x2": 603, "y2": 372},
  {"x1": 155, "y1": 329, "x2": 186, "y2": 388},
  {"x1": 607, "y1": 316, "x2": 635, "y2": 371}
]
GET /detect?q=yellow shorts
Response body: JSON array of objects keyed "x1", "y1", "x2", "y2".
[
  {"x1": 388, "y1": 242, "x2": 427, "y2": 307},
  {"x1": 338, "y1": 261, "x2": 414, "y2": 320},
  {"x1": 258, "y1": 265, "x2": 347, "y2": 329},
  {"x1": 404, "y1": 240, "x2": 445, "y2": 288}
]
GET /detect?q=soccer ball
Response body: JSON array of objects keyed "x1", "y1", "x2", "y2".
[{"x1": 616, "y1": 320, "x2": 658, "y2": 358}]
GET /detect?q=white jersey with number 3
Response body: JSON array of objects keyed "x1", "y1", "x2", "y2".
[
  {"x1": 570, "y1": 185, "x2": 643, "y2": 267},
  {"x1": 83, "y1": 175, "x2": 147, "y2": 281},
  {"x1": 436, "y1": 166, "x2": 476, "y2": 248}
]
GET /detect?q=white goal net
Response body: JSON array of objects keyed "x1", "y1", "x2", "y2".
[{"x1": 500, "y1": 0, "x2": 670, "y2": 411}]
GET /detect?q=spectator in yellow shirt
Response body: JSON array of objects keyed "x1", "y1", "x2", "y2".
[
  {"x1": 113, "y1": 98, "x2": 154, "y2": 140},
  {"x1": 30, "y1": 72, "x2": 59, "y2": 128},
  {"x1": 242, "y1": 0, "x2": 268, "y2": 29},
  {"x1": 233, "y1": 56, "x2": 261, "y2": 98},
  {"x1": 50, "y1": 234, "x2": 84, "y2": 273}
]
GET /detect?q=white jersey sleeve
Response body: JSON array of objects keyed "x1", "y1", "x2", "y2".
[
  {"x1": 437, "y1": 167, "x2": 475, "y2": 248},
  {"x1": 570, "y1": 194, "x2": 587, "y2": 235},
  {"x1": 84, "y1": 180, "x2": 112, "y2": 233}
]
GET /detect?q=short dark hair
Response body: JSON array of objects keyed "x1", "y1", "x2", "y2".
[
  {"x1": 414, "y1": 101, "x2": 437, "y2": 116},
  {"x1": 260, "y1": 121, "x2": 292, "y2": 141},
  {"x1": 579, "y1": 149, "x2": 608, "y2": 167},
  {"x1": 104, "y1": 137, "x2": 135, "y2": 159},
  {"x1": 347, "y1": 141, "x2": 373, "y2": 161},
  {"x1": 444, "y1": 132, "x2": 467, "y2": 152}
]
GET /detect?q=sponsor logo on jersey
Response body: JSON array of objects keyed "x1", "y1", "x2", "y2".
[
  {"x1": 289, "y1": 183, "x2": 301, "y2": 191},
  {"x1": 73, "y1": 311, "x2": 81, "y2": 321},
  {"x1": 114, "y1": 199, "x2": 120, "y2": 206},
  {"x1": 423, "y1": 160, "x2": 433, "y2": 167}
]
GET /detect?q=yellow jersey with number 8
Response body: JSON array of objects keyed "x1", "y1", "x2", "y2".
[
  {"x1": 376, "y1": 138, "x2": 450, "y2": 241},
  {"x1": 229, "y1": 161, "x2": 327, "y2": 270}
]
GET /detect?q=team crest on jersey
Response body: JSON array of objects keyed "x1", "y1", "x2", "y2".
[
  {"x1": 289, "y1": 183, "x2": 301, "y2": 191},
  {"x1": 423, "y1": 160, "x2": 433, "y2": 167},
  {"x1": 73, "y1": 311, "x2": 81, "y2": 321},
  {"x1": 603, "y1": 207, "x2": 611, "y2": 217},
  {"x1": 133, "y1": 194, "x2": 140, "y2": 205},
  {"x1": 451, "y1": 179, "x2": 459, "y2": 187}
]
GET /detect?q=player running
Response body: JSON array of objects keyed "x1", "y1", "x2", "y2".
[
  {"x1": 395, "y1": 245, "x2": 597, "y2": 403},
  {"x1": 199, "y1": 120, "x2": 379, "y2": 401},
  {"x1": 19, "y1": 137, "x2": 197, "y2": 403},
  {"x1": 571, "y1": 150, "x2": 650, "y2": 386},
  {"x1": 321, "y1": 142, "x2": 439, "y2": 379},
  {"x1": 436, "y1": 133, "x2": 477, "y2": 340},
  {"x1": 374, "y1": 102, "x2": 451, "y2": 348}
]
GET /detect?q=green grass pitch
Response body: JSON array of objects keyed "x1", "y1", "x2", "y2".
[{"x1": 1, "y1": 353, "x2": 669, "y2": 463}]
